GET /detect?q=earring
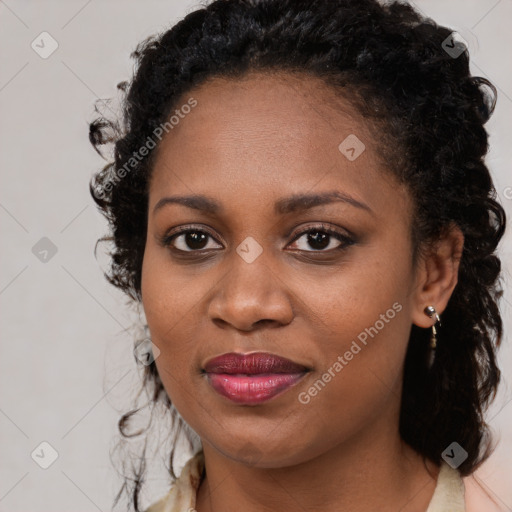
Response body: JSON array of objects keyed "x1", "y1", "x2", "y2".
[{"x1": 424, "y1": 305, "x2": 441, "y2": 369}]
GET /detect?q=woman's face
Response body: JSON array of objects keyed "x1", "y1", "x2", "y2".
[{"x1": 141, "y1": 72, "x2": 428, "y2": 466}]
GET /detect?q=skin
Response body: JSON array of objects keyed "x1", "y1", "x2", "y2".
[{"x1": 141, "y1": 71, "x2": 464, "y2": 512}]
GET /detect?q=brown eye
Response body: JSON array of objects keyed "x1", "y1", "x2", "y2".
[
  {"x1": 288, "y1": 224, "x2": 355, "y2": 252},
  {"x1": 163, "y1": 227, "x2": 222, "y2": 252}
]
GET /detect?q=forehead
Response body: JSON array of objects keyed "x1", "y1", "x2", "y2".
[
  {"x1": 155, "y1": 70, "x2": 366, "y2": 162},
  {"x1": 149, "y1": 71, "x2": 410, "y2": 217}
]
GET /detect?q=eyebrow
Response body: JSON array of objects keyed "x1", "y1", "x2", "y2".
[{"x1": 153, "y1": 191, "x2": 373, "y2": 216}]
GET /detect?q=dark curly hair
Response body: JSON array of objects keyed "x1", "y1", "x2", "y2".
[{"x1": 88, "y1": 0, "x2": 506, "y2": 510}]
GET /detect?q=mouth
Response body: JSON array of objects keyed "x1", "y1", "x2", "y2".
[{"x1": 202, "y1": 352, "x2": 311, "y2": 405}]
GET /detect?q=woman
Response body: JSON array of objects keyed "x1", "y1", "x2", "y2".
[{"x1": 89, "y1": 0, "x2": 506, "y2": 510}]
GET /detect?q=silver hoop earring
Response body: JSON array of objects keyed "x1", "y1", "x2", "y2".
[{"x1": 424, "y1": 305, "x2": 441, "y2": 369}]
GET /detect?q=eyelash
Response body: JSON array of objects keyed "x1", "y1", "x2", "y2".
[{"x1": 160, "y1": 223, "x2": 355, "y2": 255}]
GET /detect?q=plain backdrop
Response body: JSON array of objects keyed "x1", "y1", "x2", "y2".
[{"x1": 1, "y1": 1, "x2": 511, "y2": 511}]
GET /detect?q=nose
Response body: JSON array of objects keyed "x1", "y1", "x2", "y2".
[{"x1": 207, "y1": 254, "x2": 294, "y2": 332}]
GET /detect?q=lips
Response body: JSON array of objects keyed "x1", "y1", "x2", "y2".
[
  {"x1": 203, "y1": 352, "x2": 310, "y2": 405},
  {"x1": 203, "y1": 352, "x2": 309, "y2": 375}
]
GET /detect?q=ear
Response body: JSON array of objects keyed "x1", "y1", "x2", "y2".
[{"x1": 411, "y1": 222, "x2": 464, "y2": 328}]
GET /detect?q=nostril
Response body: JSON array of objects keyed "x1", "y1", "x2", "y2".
[{"x1": 255, "y1": 319, "x2": 275, "y2": 327}]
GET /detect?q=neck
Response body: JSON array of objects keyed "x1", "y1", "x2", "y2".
[{"x1": 195, "y1": 415, "x2": 440, "y2": 512}]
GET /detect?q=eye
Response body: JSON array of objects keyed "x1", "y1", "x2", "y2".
[
  {"x1": 287, "y1": 224, "x2": 355, "y2": 252},
  {"x1": 162, "y1": 226, "x2": 222, "y2": 252}
]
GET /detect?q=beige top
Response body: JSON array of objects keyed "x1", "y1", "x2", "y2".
[{"x1": 145, "y1": 450, "x2": 466, "y2": 512}]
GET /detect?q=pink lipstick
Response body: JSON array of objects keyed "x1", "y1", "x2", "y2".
[{"x1": 203, "y1": 352, "x2": 309, "y2": 405}]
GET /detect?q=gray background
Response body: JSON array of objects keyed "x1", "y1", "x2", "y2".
[{"x1": 1, "y1": 1, "x2": 511, "y2": 511}]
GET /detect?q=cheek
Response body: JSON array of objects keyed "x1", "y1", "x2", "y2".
[
  {"x1": 292, "y1": 240, "x2": 414, "y2": 401},
  {"x1": 141, "y1": 244, "x2": 211, "y2": 337},
  {"x1": 141, "y1": 250, "x2": 240, "y2": 455},
  {"x1": 140, "y1": 245, "x2": 216, "y2": 404},
  {"x1": 288, "y1": 288, "x2": 412, "y2": 451}
]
